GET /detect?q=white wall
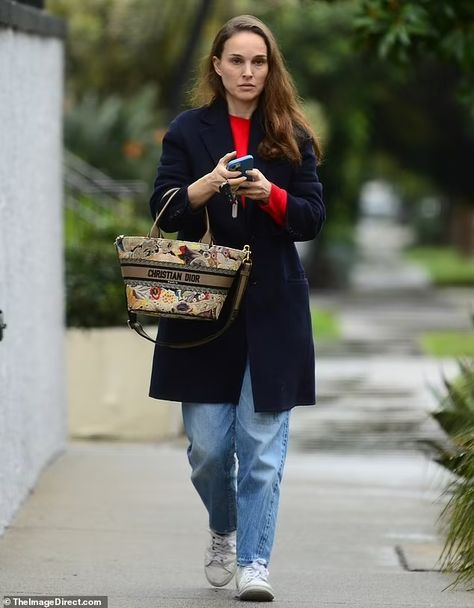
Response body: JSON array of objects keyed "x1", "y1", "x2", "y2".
[
  {"x1": 67, "y1": 328, "x2": 182, "y2": 442},
  {"x1": 0, "y1": 27, "x2": 65, "y2": 534}
]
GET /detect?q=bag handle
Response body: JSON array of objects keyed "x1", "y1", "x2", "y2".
[
  {"x1": 126, "y1": 255, "x2": 252, "y2": 348},
  {"x1": 149, "y1": 187, "x2": 212, "y2": 245}
]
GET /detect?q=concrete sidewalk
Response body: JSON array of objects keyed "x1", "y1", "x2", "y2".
[{"x1": 0, "y1": 439, "x2": 472, "y2": 607}]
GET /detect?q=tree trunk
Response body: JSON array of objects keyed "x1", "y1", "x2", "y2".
[
  {"x1": 167, "y1": 0, "x2": 215, "y2": 118},
  {"x1": 450, "y1": 203, "x2": 474, "y2": 258}
]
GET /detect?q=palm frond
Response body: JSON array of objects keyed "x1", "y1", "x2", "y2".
[{"x1": 423, "y1": 353, "x2": 474, "y2": 588}]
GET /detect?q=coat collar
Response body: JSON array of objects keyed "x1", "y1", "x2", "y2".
[{"x1": 199, "y1": 97, "x2": 265, "y2": 166}]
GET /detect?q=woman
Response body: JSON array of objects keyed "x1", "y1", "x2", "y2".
[{"x1": 149, "y1": 14, "x2": 325, "y2": 602}]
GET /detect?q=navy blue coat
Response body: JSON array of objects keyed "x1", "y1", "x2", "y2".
[{"x1": 148, "y1": 98, "x2": 325, "y2": 412}]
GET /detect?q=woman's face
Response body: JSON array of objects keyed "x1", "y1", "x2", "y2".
[{"x1": 213, "y1": 31, "x2": 269, "y2": 108}]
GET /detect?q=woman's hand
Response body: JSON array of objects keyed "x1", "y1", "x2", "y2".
[
  {"x1": 207, "y1": 151, "x2": 249, "y2": 193},
  {"x1": 236, "y1": 169, "x2": 272, "y2": 204},
  {"x1": 187, "y1": 151, "x2": 247, "y2": 209}
]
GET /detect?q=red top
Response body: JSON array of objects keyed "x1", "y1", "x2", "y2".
[{"x1": 229, "y1": 115, "x2": 288, "y2": 226}]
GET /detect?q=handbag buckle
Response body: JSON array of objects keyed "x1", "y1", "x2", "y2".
[{"x1": 243, "y1": 244, "x2": 251, "y2": 262}]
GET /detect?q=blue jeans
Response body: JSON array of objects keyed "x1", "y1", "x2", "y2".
[{"x1": 182, "y1": 362, "x2": 290, "y2": 567}]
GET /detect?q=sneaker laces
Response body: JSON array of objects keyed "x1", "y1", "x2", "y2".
[
  {"x1": 209, "y1": 532, "x2": 236, "y2": 565},
  {"x1": 243, "y1": 560, "x2": 269, "y2": 581}
]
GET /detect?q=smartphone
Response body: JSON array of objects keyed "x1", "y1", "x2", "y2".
[{"x1": 227, "y1": 154, "x2": 254, "y2": 180}]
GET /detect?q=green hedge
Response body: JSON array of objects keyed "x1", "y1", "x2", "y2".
[
  {"x1": 406, "y1": 247, "x2": 474, "y2": 286},
  {"x1": 65, "y1": 199, "x2": 151, "y2": 327},
  {"x1": 420, "y1": 332, "x2": 474, "y2": 358},
  {"x1": 310, "y1": 306, "x2": 341, "y2": 340}
]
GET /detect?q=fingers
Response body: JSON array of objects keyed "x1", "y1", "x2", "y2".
[
  {"x1": 237, "y1": 169, "x2": 259, "y2": 188},
  {"x1": 245, "y1": 169, "x2": 259, "y2": 180},
  {"x1": 212, "y1": 152, "x2": 238, "y2": 192},
  {"x1": 218, "y1": 151, "x2": 237, "y2": 166},
  {"x1": 214, "y1": 161, "x2": 267, "y2": 197},
  {"x1": 235, "y1": 169, "x2": 271, "y2": 200},
  {"x1": 227, "y1": 175, "x2": 248, "y2": 187},
  {"x1": 216, "y1": 151, "x2": 241, "y2": 182}
]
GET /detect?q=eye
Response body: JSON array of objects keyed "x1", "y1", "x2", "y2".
[
  {"x1": 254, "y1": 58, "x2": 267, "y2": 66},
  {"x1": 231, "y1": 57, "x2": 242, "y2": 64}
]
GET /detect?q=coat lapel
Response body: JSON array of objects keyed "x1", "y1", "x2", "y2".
[
  {"x1": 199, "y1": 98, "x2": 234, "y2": 165},
  {"x1": 249, "y1": 103, "x2": 289, "y2": 184},
  {"x1": 198, "y1": 98, "x2": 276, "y2": 176},
  {"x1": 248, "y1": 104, "x2": 265, "y2": 164}
]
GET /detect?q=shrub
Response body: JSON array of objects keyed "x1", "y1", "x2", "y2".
[
  {"x1": 65, "y1": 199, "x2": 151, "y2": 327},
  {"x1": 406, "y1": 247, "x2": 474, "y2": 286},
  {"x1": 426, "y1": 359, "x2": 474, "y2": 589}
]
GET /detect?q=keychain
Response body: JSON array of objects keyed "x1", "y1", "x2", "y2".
[{"x1": 219, "y1": 181, "x2": 239, "y2": 219}]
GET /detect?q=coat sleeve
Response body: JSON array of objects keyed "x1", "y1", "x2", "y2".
[
  {"x1": 149, "y1": 116, "x2": 203, "y2": 234},
  {"x1": 283, "y1": 138, "x2": 325, "y2": 242}
]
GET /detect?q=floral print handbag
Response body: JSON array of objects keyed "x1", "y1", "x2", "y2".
[{"x1": 115, "y1": 188, "x2": 252, "y2": 348}]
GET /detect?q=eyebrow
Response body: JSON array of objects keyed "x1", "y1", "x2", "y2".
[{"x1": 228, "y1": 53, "x2": 267, "y2": 59}]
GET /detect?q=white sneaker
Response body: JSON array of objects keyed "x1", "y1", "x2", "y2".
[
  {"x1": 204, "y1": 530, "x2": 237, "y2": 587},
  {"x1": 236, "y1": 560, "x2": 274, "y2": 602}
]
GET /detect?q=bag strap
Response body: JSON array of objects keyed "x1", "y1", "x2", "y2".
[
  {"x1": 149, "y1": 187, "x2": 212, "y2": 245},
  {"x1": 126, "y1": 257, "x2": 252, "y2": 348}
]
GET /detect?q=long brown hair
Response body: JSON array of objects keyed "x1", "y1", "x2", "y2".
[{"x1": 191, "y1": 15, "x2": 321, "y2": 164}]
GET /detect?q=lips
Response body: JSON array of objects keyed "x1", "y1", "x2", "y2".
[{"x1": 239, "y1": 84, "x2": 255, "y2": 89}]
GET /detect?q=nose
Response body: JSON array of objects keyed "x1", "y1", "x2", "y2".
[{"x1": 242, "y1": 61, "x2": 253, "y2": 78}]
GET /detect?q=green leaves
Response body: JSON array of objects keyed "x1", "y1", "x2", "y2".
[
  {"x1": 353, "y1": 0, "x2": 474, "y2": 115},
  {"x1": 425, "y1": 358, "x2": 474, "y2": 588},
  {"x1": 64, "y1": 86, "x2": 163, "y2": 184},
  {"x1": 355, "y1": 0, "x2": 474, "y2": 62},
  {"x1": 65, "y1": 199, "x2": 152, "y2": 328},
  {"x1": 48, "y1": 0, "x2": 200, "y2": 102},
  {"x1": 355, "y1": 1, "x2": 433, "y2": 60}
]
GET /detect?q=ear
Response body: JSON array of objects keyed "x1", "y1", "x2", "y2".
[{"x1": 212, "y1": 56, "x2": 222, "y2": 76}]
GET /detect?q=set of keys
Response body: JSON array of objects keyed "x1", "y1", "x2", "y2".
[{"x1": 219, "y1": 181, "x2": 239, "y2": 218}]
